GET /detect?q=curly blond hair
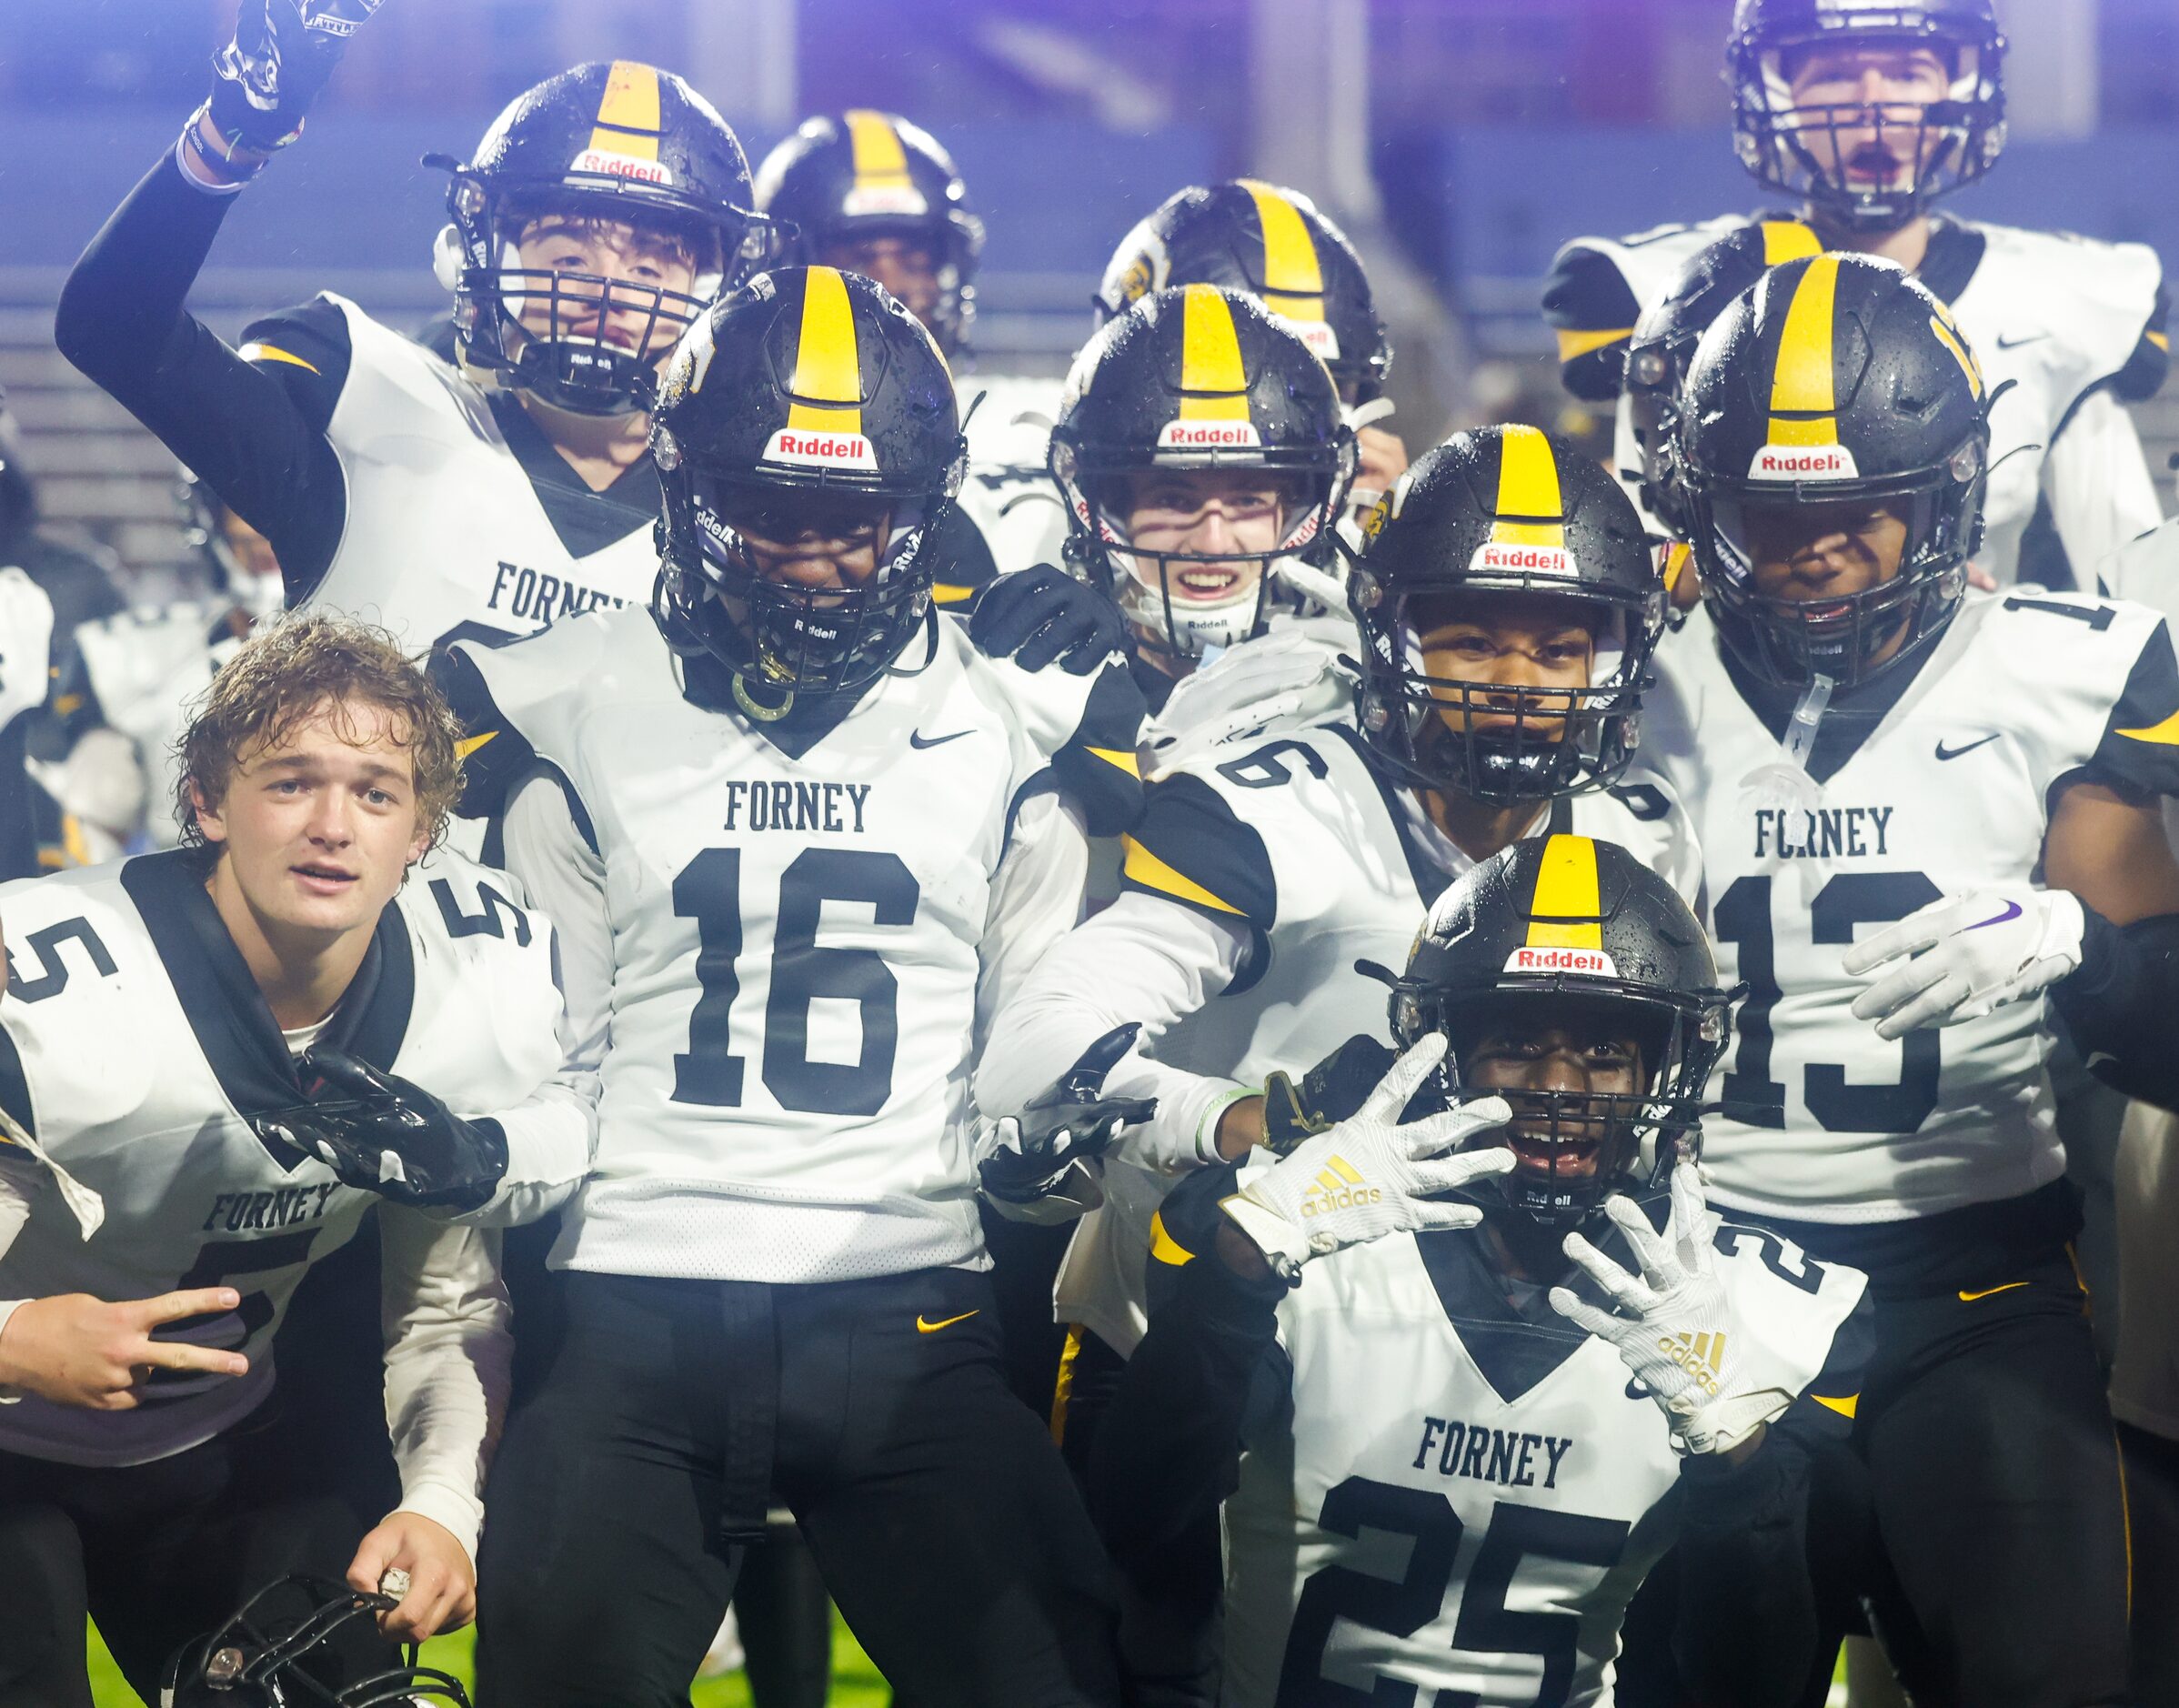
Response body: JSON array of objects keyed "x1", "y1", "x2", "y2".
[{"x1": 176, "y1": 613, "x2": 464, "y2": 852}]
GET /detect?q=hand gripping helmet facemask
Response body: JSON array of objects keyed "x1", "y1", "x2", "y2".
[
  {"x1": 1625, "y1": 220, "x2": 1821, "y2": 541},
  {"x1": 1728, "y1": 0, "x2": 2007, "y2": 235},
  {"x1": 1389, "y1": 834, "x2": 1734, "y2": 1231},
  {"x1": 427, "y1": 60, "x2": 765, "y2": 417},
  {"x1": 1349, "y1": 425, "x2": 1666, "y2": 805},
  {"x1": 160, "y1": 1575, "x2": 471, "y2": 1707},
  {"x1": 753, "y1": 111, "x2": 985, "y2": 359},
  {"x1": 1094, "y1": 180, "x2": 1393, "y2": 407},
  {"x1": 1676, "y1": 251, "x2": 1990, "y2": 689},
  {"x1": 650, "y1": 266, "x2": 967, "y2": 718},
  {"x1": 1049, "y1": 284, "x2": 1355, "y2": 668}
]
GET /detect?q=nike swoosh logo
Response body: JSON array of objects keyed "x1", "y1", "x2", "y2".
[
  {"x1": 1995, "y1": 333, "x2": 2048, "y2": 350},
  {"x1": 909, "y1": 729, "x2": 971, "y2": 749},
  {"x1": 1958, "y1": 1282, "x2": 2029, "y2": 1301},
  {"x1": 916, "y1": 1310, "x2": 979, "y2": 1333},
  {"x1": 1934, "y1": 733, "x2": 2000, "y2": 761},
  {"x1": 1967, "y1": 900, "x2": 2024, "y2": 932}
]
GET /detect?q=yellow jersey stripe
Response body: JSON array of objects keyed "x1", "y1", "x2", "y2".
[
  {"x1": 588, "y1": 61, "x2": 662, "y2": 160},
  {"x1": 1554, "y1": 324, "x2": 1632, "y2": 364},
  {"x1": 784, "y1": 266, "x2": 865, "y2": 435},
  {"x1": 1122, "y1": 834, "x2": 1245, "y2": 917},
  {"x1": 1768, "y1": 253, "x2": 1843, "y2": 447},
  {"x1": 1524, "y1": 833, "x2": 1605, "y2": 951},
  {"x1": 1812, "y1": 1392, "x2": 1859, "y2": 1420},
  {"x1": 1238, "y1": 179, "x2": 1326, "y2": 321},
  {"x1": 1087, "y1": 745, "x2": 1141, "y2": 778},
  {"x1": 1149, "y1": 1211, "x2": 1195, "y2": 1268},
  {"x1": 240, "y1": 342, "x2": 321, "y2": 375},
  {"x1": 1175, "y1": 284, "x2": 1253, "y2": 423},
  {"x1": 454, "y1": 730, "x2": 498, "y2": 763},
  {"x1": 930, "y1": 581, "x2": 977, "y2": 607},
  {"x1": 2116, "y1": 708, "x2": 2179, "y2": 746},
  {"x1": 1489, "y1": 424, "x2": 1567, "y2": 550}
]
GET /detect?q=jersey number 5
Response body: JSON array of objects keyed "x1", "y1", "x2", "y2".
[{"x1": 671, "y1": 847, "x2": 919, "y2": 1117}]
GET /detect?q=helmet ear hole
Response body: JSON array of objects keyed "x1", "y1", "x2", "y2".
[{"x1": 432, "y1": 225, "x2": 465, "y2": 295}]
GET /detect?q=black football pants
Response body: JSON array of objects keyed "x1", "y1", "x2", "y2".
[
  {"x1": 0, "y1": 1388, "x2": 388, "y2": 1706},
  {"x1": 474, "y1": 1265, "x2": 1122, "y2": 1708}
]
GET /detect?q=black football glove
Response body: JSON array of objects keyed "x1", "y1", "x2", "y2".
[
  {"x1": 207, "y1": 0, "x2": 385, "y2": 154},
  {"x1": 968, "y1": 564, "x2": 1125, "y2": 677},
  {"x1": 1262, "y1": 1033, "x2": 1399, "y2": 1156},
  {"x1": 277, "y1": 1047, "x2": 508, "y2": 1213},
  {"x1": 979, "y1": 1024, "x2": 1156, "y2": 1224}
]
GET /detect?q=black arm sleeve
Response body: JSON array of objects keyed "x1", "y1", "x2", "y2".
[
  {"x1": 1084, "y1": 1197, "x2": 1287, "y2": 1582},
  {"x1": 1671, "y1": 1431, "x2": 1821, "y2": 1707},
  {"x1": 54, "y1": 149, "x2": 349, "y2": 598},
  {"x1": 2050, "y1": 906, "x2": 2179, "y2": 1110}
]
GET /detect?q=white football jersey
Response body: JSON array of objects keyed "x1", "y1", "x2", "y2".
[
  {"x1": 1223, "y1": 1214, "x2": 1865, "y2": 1707},
  {"x1": 0, "y1": 567, "x2": 53, "y2": 732},
  {"x1": 1549, "y1": 215, "x2": 2168, "y2": 587},
  {"x1": 956, "y1": 371, "x2": 1071, "y2": 578},
  {"x1": 0, "y1": 846, "x2": 562, "y2": 1464},
  {"x1": 447, "y1": 604, "x2": 1141, "y2": 1284},
  {"x1": 70, "y1": 599, "x2": 243, "y2": 848},
  {"x1": 1641, "y1": 595, "x2": 2179, "y2": 1221},
  {"x1": 1060, "y1": 718, "x2": 1703, "y2": 1355},
  {"x1": 262, "y1": 296, "x2": 661, "y2": 655}
]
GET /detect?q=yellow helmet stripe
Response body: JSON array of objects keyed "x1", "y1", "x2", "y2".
[
  {"x1": 589, "y1": 61, "x2": 662, "y2": 161},
  {"x1": 1759, "y1": 220, "x2": 1823, "y2": 266},
  {"x1": 1237, "y1": 179, "x2": 1326, "y2": 322},
  {"x1": 1489, "y1": 424, "x2": 1568, "y2": 550},
  {"x1": 1767, "y1": 253, "x2": 1843, "y2": 449},
  {"x1": 1175, "y1": 284, "x2": 1253, "y2": 423},
  {"x1": 844, "y1": 109, "x2": 915, "y2": 193},
  {"x1": 783, "y1": 266, "x2": 865, "y2": 435},
  {"x1": 1524, "y1": 833, "x2": 1605, "y2": 951},
  {"x1": 1927, "y1": 310, "x2": 1985, "y2": 398}
]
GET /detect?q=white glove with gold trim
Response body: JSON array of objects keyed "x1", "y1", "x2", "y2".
[{"x1": 1219, "y1": 1035, "x2": 1513, "y2": 1282}]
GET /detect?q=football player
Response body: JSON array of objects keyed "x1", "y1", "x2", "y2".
[
  {"x1": 1047, "y1": 284, "x2": 1357, "y2": 710},
  {"x1": 1639, "y1": 250, "x2": 2179, "y2": 1705},
  {"x1": 1085, "y1": 836, "x2": 1870, "y2": 1707},
  {"x1": 0, "y1": 614, "x2": 585, "y2": 1702},
  {"x1": 1094, "y1": 178, "x2": 1406, "y2": 536},
  {"x1": 1542, "y1": 0, "x2": 2170, "y2": 600},
  {"x1": 756, "y1": 110, "x2": 1068, "y2": 584},
  {"x1": 55, "y1": 1, "x2": 765, "y2": 656},
  {"x1": 431, "y1": 266, "x2": 1141, "y2": 1708},
  {"x1": 0, "y1": 568, "x2": 55, "y2": 883}
]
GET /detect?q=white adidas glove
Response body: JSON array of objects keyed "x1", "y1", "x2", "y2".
[
  {"x1": 1843, "y1": 882, "x2": 2085, "y2": 1040},
  {"x1": 1550, "y1": 1161, "x2": 1792, "y2": 1456},
  {"x1": 1219, "y1": 1034, "x2": 1514, "y2": 1282}
]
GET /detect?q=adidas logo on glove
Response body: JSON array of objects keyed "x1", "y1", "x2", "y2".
[
  {"x1": 1300, "y1": 1154, "x2": 1382, "y2": 1217},
  {"x1": 1658, "y1": 1331, "x2": 1727, "y2": 1397}
]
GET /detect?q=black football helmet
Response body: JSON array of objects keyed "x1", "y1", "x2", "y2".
[
  {"x1": 1625, "y1": 220, "x2": 1820, "y2": 540},
  {"x1": 651, "y1": 265, "x2": 966, "y2": 717},
  {"x1": 161, "y1": 1575, "x2": 470, "y2": 1706},
  {"x1": 427, "y1": 60, "x2": 764, "y2": 416},
  {"x1": 1049, "y1": 284, "x2": 1353, "y2": 666},
  {"x1": 1728, "y1": 0, "x2": 2007, "y2": 234},
  {"x1": 1391, "y1": 834, "x2": 1733, "y2": 1230},
  {"x1": 1094, "y1": 180, "x2": 1391, "y2": 406},
  {"x1": 1350, "y1": 425, "x2": 1665, "y2": 804},
  {"x1": 1677, "y1": 252, "x2": 1989, "y2": 688},
  {"x1": 754, "y1": 111, "x2": 985, "y2": 358},
  {"x1": 177, "y1": 466, "x2": 286, "y2": 621}
]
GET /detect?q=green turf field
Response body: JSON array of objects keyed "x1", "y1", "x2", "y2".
[{"x1": 88, "y1": 1613, "x2": 893, "y2": 1706}]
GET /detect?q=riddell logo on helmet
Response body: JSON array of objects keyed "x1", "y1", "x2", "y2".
[
  {"x1": 1469, "y1": 543, "x2": 1577, "y2": 578},
  {"x1": 1504, "y1": 946, "x2": 1622, "y2": 977},
  {"x1": 843, "y1": 184, "x2": 930, "y2": 219},
  {"x1": 1749, "y1": 444, "x2": 1861, "y2": 481},
  {"x1": 1274, "y1": 316, "x2": 1344, "y2": 363},
  {"x1": 569, "y1": 150, "x2": 677, "y2": 188},
  {"x1": 763, "y1": 428, "x2": 879, "y2": 471},
  {"x1": 1156, "y1": 420, "x2": 1262, "y2": 450}
]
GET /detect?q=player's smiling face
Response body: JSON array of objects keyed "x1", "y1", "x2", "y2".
[
  {"x1": 1782, "y1": 40, "x2": 1954, "y2": 193},
  {"x1": 1742, "y1": 496, "x2": 1910, "y2": 624},
  {"x1": 194, "y1": 698, "x2": 429, "y2": 942},
  {"x1": 1411, "y1": 590, "x2": 1599, "y2": 745},
  {"x1": 1462, "y1": 1014, "x2": 1646, "y2": 1185},
  {"x1": 1116, "y1": 468, "x2": 1291, "y2": 608},
  {"x1": 511, "y1": 211, "x2": 703, "y2": 359},
  {"x1": 718, "y1": 488, "x2": 894, "y2": 597}
]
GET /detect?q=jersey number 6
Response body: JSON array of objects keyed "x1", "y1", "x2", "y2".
[{"x1": 670, "y1": 847, "x2": 920, "y2": 1117}]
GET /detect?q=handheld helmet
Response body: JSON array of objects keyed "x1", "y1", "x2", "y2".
[
  {"x1": 1625, "y1": 220, "x2": 1821, "y2": 539},
  {"x1": 1391, "y1": 834, "x2": 1733, "y2": 1230},
  {"x1": 1095, "y1": 180, "x2": 1392, "y2": 405},
  {"x1": 161, "y1": 1575, "x2": 470, "y2": 1706},
  {"x1": 1677, "y1": 251, "x2": 1989, "y2": 688},
  {"x1": 651, "y1": 265, "x2": 966, "y2": 718},
  {"x1": 427, "y1": 60, "x2": 764, "y2": 417},
  {"x1": 177, "y1": 467, "x2": 285, "y2": 622},
  {"x1": 1350, "y1": 425, "x2": 1665, "y2": 804},
  {"x1": 1049, "y1": 284, "x2": 1354, "y2": 667},
  {"x1": 1728, "y1": 0, "x2": 2007, "y2": 234},
  {"x1": 754, "y1": 111, "x2": 985, "y2": 357}
]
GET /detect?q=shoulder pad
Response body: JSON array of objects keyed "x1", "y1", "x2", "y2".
[
  {"x1": 1542, "y1": 218, "x2": 1753, "y2": 401},
  {"x1": 2088, "y1": 609, "x2": 2179, "y2": 799},
  {"x1": 963, "y1": 634, "x2": 1146, "y2": 838},
  {"x1": 1120, "y1": 767, "x2": 1280, "y2": 930},
  {"x1": 1962, "y1": 224, "x2": 2167, "y2": 397},
  {"x1": 432, "y1": 614, "x2": 622, "y2": 821},
  {"x1": 1711, "y1": 1221, "x2": 1872, "y2": 1432},
  {"x1": 401, "y1": 845, "x2": 549, "y2": 957}
]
